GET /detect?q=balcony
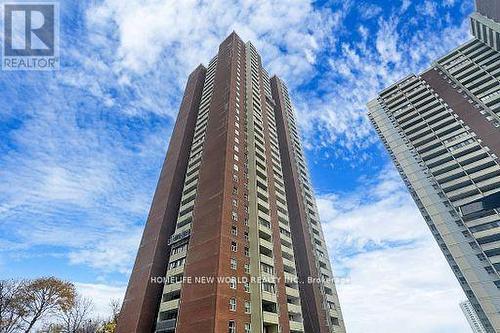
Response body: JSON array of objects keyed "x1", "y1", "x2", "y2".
[
  {"x1": 168, "y1": 229, "x2": 191, "y2": 246},
  {"x1": 159, "y1": 299, "x2": 179, "y2": 312},
  {"x1": 259, "y1": 219, "x2": 272, "y2": 234},
  {"x1": 155, "y1": 319, "x2": 176, "y2": 332},
  {"x1": 281, "y1": 245, "x2": 294, "y2": 257},
  {"x1": 178, "y1": 201, "x2": 195, "y2": 219},
  {"x1": 260, "y1": 238, "x2": 274, "y2": 251},
  {"x1": 166, "y1": 265, "x2": 185, "y2": 277},
  {"x1": 263, "y1": 311, "x2": 279, "y2": 325},
  {"x1": 163, "y1": 282, "x2": 181, "y2": 294},
  {"x1": 258, "y1": 197, "x2": 270, "y2": 211},
  {"x1": 287, "y1": 303, "x2": 302, "y2": 314},
  {"x1": 289, "y1": 320, "x2": 304, "y2": 332},
  {"x1": 284, "y1": 271, "x2": 297, "y2": 283},
  {"x1": 286, "y1": 286, "x2": 300, "y2": 298},
  {"x1": 283, "y1": 257, "x2": 296, "y2": 270},
  {"x1": 262, "y1": 290, "x2": 277, "y2": 303},
  {"x1": 260, "y1": 251, "x2": 274, "y2": 265}
]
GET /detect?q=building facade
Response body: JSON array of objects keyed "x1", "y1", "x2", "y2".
[
  {"x1": 462, "y1": 300, "x2": 488, "y2": 333},
  {"x1": 117, "y1": 32, "x2": 345, "y2": 333},
  {"x1": 367, "y1": 1, "x2": 500, "y2": 332}
]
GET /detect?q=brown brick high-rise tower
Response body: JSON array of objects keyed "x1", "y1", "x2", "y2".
[{"x1": 117, "y1": 32, "x2": 346, "y2": 333}]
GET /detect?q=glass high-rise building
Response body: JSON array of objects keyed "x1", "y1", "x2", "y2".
[
  {"x1": 368, "y1": 1, "x2": 500, "y2": 331},
  {"x1": 117, "y1": 32, "x2": 346, "y2": 333}
]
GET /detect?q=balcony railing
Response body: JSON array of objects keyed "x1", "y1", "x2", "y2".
[
  {"x1": 168, "y1": 229, "x2": 191, "y2": 245},
  {"x1": 155, "y1": 319, "x2": 176, "y2": 332}
]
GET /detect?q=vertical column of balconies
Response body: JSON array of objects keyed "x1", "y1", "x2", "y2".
[
  {"x1": 274, "y1": 78, "x2": 345, "y2": 333},
  {"x1": 244, "y1": 42, "x2": 304, "y2": 333},
  {"x1": 261, "y1": 66, "x2": 304, "y2": 332},
  {"x1": 154, "y1": 56, "x2": 218, "y2": 332},
  {"x1": 470, "y1": 12, "x2": 500, "y2": 52},
  {"x1": 245, "y1": 42, "x2": 279, "y2": 333},
  {"x1": 244, "y1": 41, "x2": 266, "y2": 333}
]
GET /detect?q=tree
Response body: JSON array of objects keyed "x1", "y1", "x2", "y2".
[
  {"x1": 2, "y1": 277, "x2": 121, "y2": 333},
  {"x1": 98, "y1": 300, "x2": 120, "y2": 333},
  {"x1": 107, "y1": 300, "x2": 120, "y2": 325},
  {"x1": 0, "y1": 279, "x2": 27, "y2": 333},
  {"x1": 21, "y1": 277, "x2": 76, "y2": 333},
  {"x1": 56, "y1": 296, "x2": 93, "y2": 333}
]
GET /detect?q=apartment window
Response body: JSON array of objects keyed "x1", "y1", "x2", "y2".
[
  {"x1": 235, "y1": 129, "x2": 239, "y2": 136},
  {"x1": 229, "y1": 298, "x2": 237, "y2": 311},
  {"x1": 234, "y1": 154, "x2": 239, "y2": 161},
  {"x1": 231, "y1": 258, "x2": 237, "y2": 270},
  {"x1": 232, "y1": 225, "x2": 238, "y2": 236},
  {"x1": 232, "y1": 212, "x2": 238, "y2": 222},
  {"x1": 169, "y1": 258, "x2": 185, "y2": 270},
  {"x1": 235, "y1": 137, "x2": 239, "y2": 144},
  {"x1": 262, "y1": 282, "x2": 275, "y2": 294},
  {"x1": 230, "y1": 277, "x2": 237, "y2": 289},
  {"x1": 172, "y1": 243, "x2": 187, "y2": 255},
  {"x1": 234, "y1": 145, "x2": 239, "y2": 153},
  {"x1": 244, "y1": 301, "x2": 251, "y2": 313},
  {"x1": 244, "y1": 231, "x2": 249, "y2": 242},
  {"x1": 245, "y1": 323, "x2": 250, "y2": 333},
  {"x1": 244, "y1": 281, "x2": 250, "y2": 292},
  {"x1": 228, "y1": 320, "x2": 236, "y2": 333},
  {"x1": 232, "y1": 199, "x2": 238, "y2": 207},
  {"x1": 261, "y1": 263, "x2": 274, "y2": 274},
  {"x1": 233, "y1": 164, "x2": 239, "y2": 172},
  {"x1": 231, "y1": 241, "x2": 238, "y2": 252},
  {"x1": 244, "y1": 247, "x2": 249, "y2": 257},
  {"x1": 244, "y1": 264, "x2": 250, "y2": 274}
]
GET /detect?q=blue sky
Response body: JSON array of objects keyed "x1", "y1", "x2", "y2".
[{"x1": 0, "y1": 0, "x2": 477, "y2": 332}]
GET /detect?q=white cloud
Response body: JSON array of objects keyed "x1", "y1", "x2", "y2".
[
  {"x1": 443, "y1": 0, "x2": 456, "y2": 8},
  {"x1": 69, "y1": 227, "x2": 142, "y2": 274},
  {"x1": 358, "y1": 3, "x2": 382, "y2": 19},
  {"x1": 318, "y1": 165, "x2": 470, "y2": 332},
  {"x1": 87, "y1": 0, "x2": 342, "y2": 86},
  {"x1": 295, "y1": 12, "x2": 470, "y2": 159},
  {"x1": 419, "y1": 1, "x2": 438, "y2": 17},
  {"x1": 401, "y1": 0, "x2": 412, "y2": 12},
  {"x1": 376, "y1": 17, "x2": 402, "y2": 64},
  {"x1": 318, "y1": 166, "x2": 427, "y2": 253},
  {"x1": 76, "y1": 283, "x2": 126, "y2": 319},
  {"x1": 337, "y1": 244, "x2": 470, "y2": 333}
]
